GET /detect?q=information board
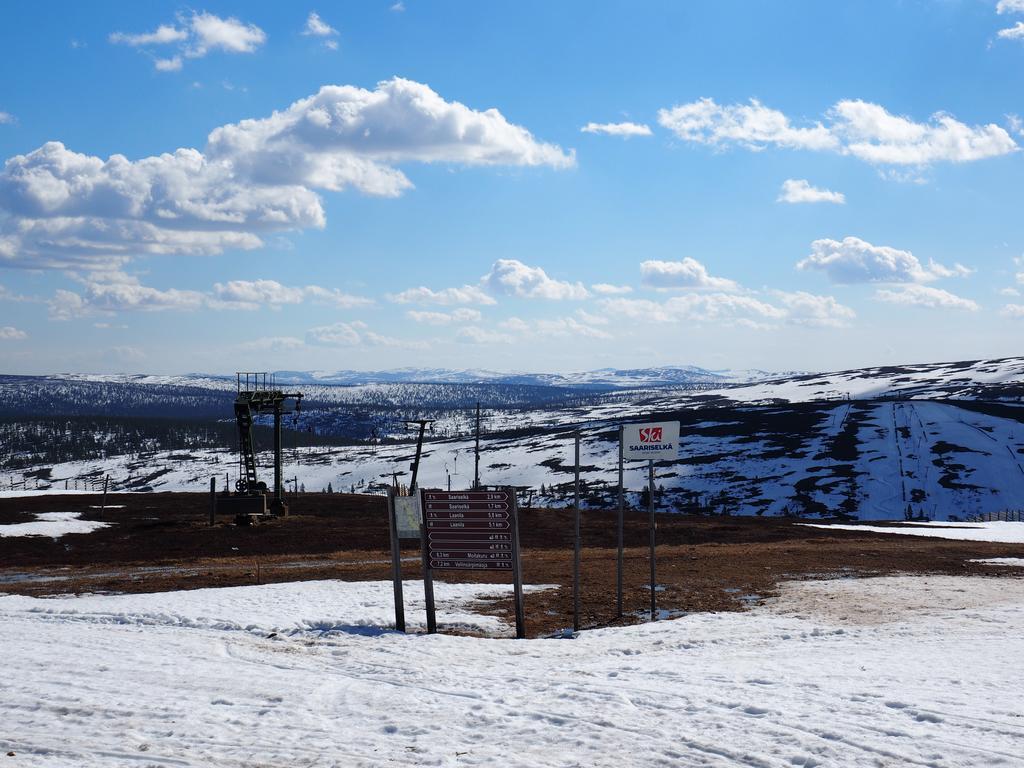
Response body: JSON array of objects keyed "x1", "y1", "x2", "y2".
[
  {"x1": 622, "y1": 421, "x2": 680, "y2": 460},
  {"x1": 423, "y1": 490, "x2": 514, "y2": 570},
  {"x1": 418, "y1": 488, "x2": 525, "y2": 638}
]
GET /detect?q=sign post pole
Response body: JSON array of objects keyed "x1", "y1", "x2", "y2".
[
  {"x1": 511, "y1": 491, "x2": 526, "y2": 639},
  {"x1": 617, "y1": 425, "x2": 624, "y2": 618},
  {"x1": 386, "y1": 487, "x2": 406, "y2": 633},
  {"x1": 418, "y1": 488, "x2": 437, "y2": 634},
  {"x1": 648, "y1": 458, "x2": 657, "y2": 621},
  {"x1": 573, "y1": 431, "x2": 581, "y2": 632}
]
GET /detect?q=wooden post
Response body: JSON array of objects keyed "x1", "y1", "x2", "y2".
[
  {"x1": 386, "y1": 488, "x2": 406, "y2": 632},
  {"x1": 418, "y1": 488, "x2": 437, "y2": 634},
  {"x1": 648, "y1": 459, "x2": 657, "y2": 621},
  {"x1": 209, "y1": 476, "x2": 216, "y2": 525},
  {"x1": 617, "y1": 425, "x2": 624, "y2": 619},
  {"x1": 573, "y1": 431, "x2": 581, "y2": 632}
]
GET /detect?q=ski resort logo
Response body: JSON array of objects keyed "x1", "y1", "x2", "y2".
[
  {"x1": 639, "y1": 427, "x2": 663, "y2": 443},
  {"x1": 623, "y1": 421, "x2": 680, "y2": 460}
]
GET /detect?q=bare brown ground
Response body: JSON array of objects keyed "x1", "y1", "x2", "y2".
[{"x1": 3, "y1": 492, "x2": 1024, "y2": 637}]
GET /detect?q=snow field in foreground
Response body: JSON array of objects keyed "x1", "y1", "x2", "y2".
[
  {"x1": 3, "y1": 575, "x2": 1024, "y2": 767},
  {"x1": 800, "y1": 520, "x2": 1024, "y2": 543}
]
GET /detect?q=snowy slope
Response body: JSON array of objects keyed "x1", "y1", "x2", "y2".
[{"x1": 2, "y1": 575, "x2": 1024, "y2": 766}]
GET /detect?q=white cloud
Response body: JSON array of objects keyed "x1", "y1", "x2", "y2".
[
  {"x1": 830, "y1": 100, "x2": 1017, "y2": 165},
  {"x1": 875, "y1": 285, "x2": 979, "y2": 311},
  {"x1": 188, "y1": 12, "x2": 266, "y2": 57},
  {"x1": 580, "y1": 122, "x2": 652, "y2": 138},
  {"x1": 457, "y1": 326, "x2": 514, "y2": 344},
  {"x1": 305, "y1": 320, "x2": 418, "y2": 348},
  {"x1": 998, "y1": 0, "x2": 1024, "y2": 13},
  {"x1": 109, "y1": 25, "x2": 188, "y2": 46},
  {"x1": 0, "y1": 326, "x2": 27, "y2": 340},
  {"x1": 1001, "y1": 304, "x2": 1024, "y2": 318},
  {"x1": 50, "y1": 275, "x2": 205, "y2": 319},
  {"x1": 658, "y1": 98, "x2": 838, "y2": 151},
  {"x1": 239, "y1": 336, "x2": 306, "y2": 351},
  {"x1": 797, "y1": 237, "x2": 964, "y2": 284},
  {"x1": 406, "y1": 308, "x2": 481, "y2": 325},
  {"x1": 303, "y1": 12, "x2": 339, "y2": 49},
  {"x1": 482, "y1": 259, "x2": 589, "y2": 300},
  {"x1": 773, "y1": 290, "x2": 855, "y2": 327},
  {"x1": 0, "y1": 79, "x2": 571, "y2": 272},
  {"x1": 110, "y1": 13, "x2": 266, "y2": 71},
  {"x1": 590, "y1": 283, "x2": 633, "y2": 295},
  {"x1": 998, "y1": 22, "x2": 1024, "y2": 39},
  {"x1": 303, "y1": 12, "x2": 338, "y2": 37},
  {"x1": 388, "y1": 284, "x2": 497, "y2": 306},
  {"x1": 497, "y1": 315, "x2": 611, "y2": 340},
  {"x1": 640, "y1": 257, "x2": 739, "y2": 291},
  {"x1": 391, "y1": 2, "x2": 406, "y2": 11},
  {"x1": 777, "y1": 179, "x2": 845, "y2": 205},
  {"x1": 211, "y1": 280, "x2": 371, "y2": 310},
  {"x1": 657, "y1": 97, "x2": 1016, "y2": 167},
  {"x1": 599, "y1": 294, "x2": 786, "y2": 326},
  {"x1": 0, "y1": 111, "x2": 16, "y2": 125},
  {"x1": 154, "y1": 56, "x2": 183, "y2": 72},
  {"x1": 999, "y1": 287, "x2": 1021, "y2": 297}
]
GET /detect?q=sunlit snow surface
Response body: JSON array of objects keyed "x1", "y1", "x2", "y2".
[
  {"x1": 3, "y1": 576, "x2": 1024, "y2": 766},
  {"x1": 801, "y1": 521, "x2": 1024, "y2": 543},
  {"x1": 0, "y1": 511, "x2": 110, "y2": 538}
]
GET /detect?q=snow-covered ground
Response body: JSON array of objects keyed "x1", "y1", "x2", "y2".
[
  {"x1": 802, "y1": 521, "x2": 1024, "y2": 543},
  {"x1": 3, "y1": 575, "x2": 1024, "y2": 766},
  {"x1": 0, "y1": 511, "x2": 111, "y2": 538}
]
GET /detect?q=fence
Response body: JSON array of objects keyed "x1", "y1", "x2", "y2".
[{"x1": 965, "y1": 510, "x2": 1024, "y2": 523}]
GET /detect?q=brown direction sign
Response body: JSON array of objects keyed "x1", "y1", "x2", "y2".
[{"x1": 423, "y1": 490, "x2": 515, "y2": 571}]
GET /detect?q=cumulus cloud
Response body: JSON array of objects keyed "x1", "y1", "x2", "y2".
[
  {"x1": 498, "y1": 315, "x2": 611, "y2": 340},
  {"x1": 0, "y1": 325, "x2": 27, "y2": 340},
  {"x1": 482, "y1": 259, "x2": 589, "y2": 300},
  {"x1": 658, "y1": 98, "x2": 838, "y2": 151},
  {"x1": 580, "y1": 122, "x2": 652, "y2": 138},
  {"x1": 49, "y1": 274, "x2": 205, "y2": 319},
  {"x1": 640, "y1": 257, "x2": 740, "y2": 291},
  {"x1": 1001, "y1": 304, "x2": 1024, "y2": 318},
  {"x1": 998, "y1": 0, "x2": 1024, "y2": 12},
  {"x1": 590, "y1": 283, "x2": 633, "y2": 295},
  {"x1": 388, "y1": 284, "x2": 497, "y2": 306},
  {"x1": 875, "y1": 285, "x2": 979, "y2": 311},
  {"x1": 457, "y1": 326, "x2": 514, "y2": 344},
  {"x1": 797, "y1": 237, "x2": 968, "y2": 284},
  {"x1": 0, "y1": 111, "x2": 16, "y2": 125},
  {"x1": 777, "y1": 179, "x2": 845, "y2": 204},
  {"x1": 0, "y1": 79, "x2": 572, "y2": 272},
  {"x1": 110, "y1": 12, "x2": 266, "y2": 70},
  {"x1": 238, "y1": 336, "x2": 306, "y2": 351},
  {"x1": 305, "y1": 320, "x2": 419, "y2": 348},
  {"x1": 406, "y1": 308, "x2": 481, "y2": 325},
  {"x1": 658, "y1": 97, "x2": 1016, "y2": 167}
]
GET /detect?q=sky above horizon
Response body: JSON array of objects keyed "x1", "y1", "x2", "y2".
[{"x1": 2, "y1": 0, "x2": 1024, "y2": 376}]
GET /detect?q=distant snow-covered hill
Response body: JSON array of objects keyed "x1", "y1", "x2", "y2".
[{"x1": 6, "y1": 357, "x2": 1024, "y2": 521}]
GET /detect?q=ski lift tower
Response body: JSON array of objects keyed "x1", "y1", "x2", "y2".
[{"x1": 233, "y1": 372, "x2": 303, "y2": 517}]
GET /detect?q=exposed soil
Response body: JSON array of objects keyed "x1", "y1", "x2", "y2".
[{"x1": 3, "y1": 492, "x2": 1024, "y2": 638}]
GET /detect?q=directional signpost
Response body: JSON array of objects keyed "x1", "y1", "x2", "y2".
[{"x1": 419, "y1": 488, "x2": 525, "y2": 638}]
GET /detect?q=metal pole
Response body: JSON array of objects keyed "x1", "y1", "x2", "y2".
[
  {"x1": 274, "y1": 406, "x2": 284, "y2": 513},
  {"x1": 474, "y1": 402, "x2": 481, "y2": 490},
  {"x1": 617, "y1": 425, "x2": 624, "y2": 618},
  {"x1": 573, "y1": 431, "x2": 581, "y2": 632},
  {"x1": 648, "y1": 459, "x2": 657, "y2": 621},
  {"x1": 209, "y1": 476, "x2": 216, "y2": 525},
  {"x1": 510, "y1": 489, "x2": 526, "y2": 639},
  {"x1": 386, "y1": 488, "x2": 405, "y2": 632},
  {"x1": 410, "y1": 421, "x2": 427, "y2": 491}
]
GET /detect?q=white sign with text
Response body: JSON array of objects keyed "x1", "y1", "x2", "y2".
[{"x1": 622, "y1": 421, "x2": 680, "y2": 460}]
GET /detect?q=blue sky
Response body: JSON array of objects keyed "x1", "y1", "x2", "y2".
[{"x1": 2, "y1": 0, "x2": 1024, "y2": 375}]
